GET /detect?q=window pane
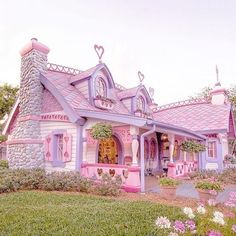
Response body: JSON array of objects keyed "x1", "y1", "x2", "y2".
[
  {"x1": 57, "y1": 134, "x2": 63, "y2": 161},
  {"x1": 96, "y1": 77, "x2": 106, "y2": 97},
  {"x1": 208, "y1": 141, "x2": 216, "y2": 158}
]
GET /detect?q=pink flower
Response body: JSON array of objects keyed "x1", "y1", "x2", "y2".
[
  {"x1": 229, "y1": 191, "x2": 236, "y2": 202},
  {"x1": 173, "y1": 220, "x2": 185, "y2": 233},
  {"x1": 185, "y1": 220, "x2": 196, "y2": 231},
  {"x1": 206, "y1": 230, "x2": 223, "y2": 236},
  {"x1": 224, "y1": 200, "x2": 235, "y2": 208},
  {"x1": 232, "y1": 224, "x2": 236, "y2": 233}
]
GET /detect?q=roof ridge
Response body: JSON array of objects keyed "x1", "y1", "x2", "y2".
[
  {"x1": 153, "y1": 97, "x2": 210, "y2": 112},
  {"x1": 47, "y1": 62, "x2": 83, "y2": 75}
]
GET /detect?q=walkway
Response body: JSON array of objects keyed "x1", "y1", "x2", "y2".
[{"x1": 145, "y1": 176, "x2": 236, "y2": 202}]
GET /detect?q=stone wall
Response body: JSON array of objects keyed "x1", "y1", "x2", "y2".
[{"x1": 7, "y1": 42, "x2": 49, "y2": 169}]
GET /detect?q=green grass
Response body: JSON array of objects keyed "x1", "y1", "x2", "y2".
[{"x1": 0, "y1": 191, "x2": 185, "y2": 236}]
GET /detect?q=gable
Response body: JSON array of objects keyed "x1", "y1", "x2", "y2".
[{"x1": 42, "y1": 89, "x2": 63, "y2": 113}]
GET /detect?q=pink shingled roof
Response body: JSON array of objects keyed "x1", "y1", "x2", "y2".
[
  {"x1": 70, "y1": 65, "x2": 99, "y2": 84},
  {"x1": 153, "y1": 102, "x2": 231, "y2": 132},
  {"x1": 117, "y1": 86, "x2": 140, "y2": 100},
  {"x1": 42, "y1": 71, "x2": 130, "y2": 115}
]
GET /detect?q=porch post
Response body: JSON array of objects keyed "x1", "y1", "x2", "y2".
[
  {"x1": 75, "y1": 124, "x2": 83, "y2": 171},
  {"x1": 130, "y1": 126, "x2": 139, "y2": 166},
  {"x1": 168, "y1": 133, "x2": 175, "y2": 163}
]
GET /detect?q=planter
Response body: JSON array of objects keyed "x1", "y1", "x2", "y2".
[
  {"x1": 160, "y1": 186, "x2": 177, "y2": 200},
  {"x1": 197, "y1": 189, "x2": 217, "y2": 203}
]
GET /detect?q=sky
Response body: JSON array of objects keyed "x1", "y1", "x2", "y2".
[{"x1": 0, "y1": 0, "x2": 236, "y2": 105}]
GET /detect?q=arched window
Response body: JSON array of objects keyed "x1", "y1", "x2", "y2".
[
  {"x1": 96, "y1": 77, "x2": 107, "y2": 97},
  {"x1": 137, "y1": 96, "x2": 145, "y2": 111}
]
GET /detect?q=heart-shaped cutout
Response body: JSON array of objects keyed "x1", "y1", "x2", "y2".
[
  {"x1": 122, "y1": 169, "x2": 128, "y2": 179},
  {"x1": 97, "y1": 168, "x2": 103, "y2": 176},
  {"x1": 138, "y1": 71, "x2": 144, "y2": 83},
  {"x1": 109, "y1": 169, "x2": 115, "y2": 177},
  {"x1": 94, "y1": 45, "x2": 104, "y2": 61}
]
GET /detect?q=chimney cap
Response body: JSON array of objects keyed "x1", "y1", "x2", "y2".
[{"x1": 19, "y1": 38, "x2": 50, "y2": 56}]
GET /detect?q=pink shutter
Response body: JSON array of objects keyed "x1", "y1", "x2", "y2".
[
  {"x1": 62, "y1": 132, "x2": 72, "y2": 162},
  {"x1": 44, "y1": 134, "x2": 53, "y2": 161}
]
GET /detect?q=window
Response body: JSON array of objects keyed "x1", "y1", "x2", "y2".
[
  {"x1": 208, "y1": 141, "x2": 217, "y2": 158},
  {"x1": 96, "y1": 77, "x2": 107, "y2": 97},
  {"x1": 137, "y1": 96, "x2": 145, "y2": 111},
  {"x1": 56, "y1": 134, "x2": 64, "y2": 161}
]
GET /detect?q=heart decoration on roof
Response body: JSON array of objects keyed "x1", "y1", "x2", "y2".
[
  {"x1": 149, "y1": 87, "x2": 155, "y2": 98},
  {"x1": 94, "y1": 44, "x2": 104, "y2": 63},
  {"x1": 138, "y1": 71, "x2": 144, "y2": 84}
]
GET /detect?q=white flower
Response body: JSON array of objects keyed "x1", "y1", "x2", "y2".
[
  {"x1": 155, "y1": 216, "x2": 171, "y2": 229},
  {"x1": 183, "y1": 207, "x2": 193, "y2": 215},
  {"x1": 213, "y1": 211, "x2": 224, "y2": 218},
  {"x1": 188, "y1": 213, "x2": 195, "y2": 219},
  {"x1": 212, "y1": 216, "x2": 225, "y2": 225},
  {"x1": 168, "y1": 232, "x2": 178, "y2": 236},
  {"x1": 197, "y1": 206, "x2": 206, "y2": 214}
]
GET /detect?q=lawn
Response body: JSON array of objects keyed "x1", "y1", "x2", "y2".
[{"x1": 0, "y1": 191, "x2": 186, "y2": 236}]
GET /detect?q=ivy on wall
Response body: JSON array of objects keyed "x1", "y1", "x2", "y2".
[
  {"x1": 180, "y1": 140, "x2": 206, "y2": 153},
  {"x1": 90, "y1": 123, "x2": 112, "y2": 140}
]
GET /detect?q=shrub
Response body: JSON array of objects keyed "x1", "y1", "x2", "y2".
[
  {"x1": 159, "y1": 177, "x2": 180, "y2": 187},
  {"x1": 188, "y1": 169, "x2": 219, "y2": 180},
  {"x1": 0, "y1": 160, "x2": 8, "y2": 169},
  {"x1": 77, "y1": 177, "x2": 93, "y2": 193},
  {"x1": 180, "y1": 140, "x2": 206, "y2": 153},
  {"x1": 95, "y1": 173, "x2": 122, "y2": 196},
  {"x1": 195, "y1": 179, "x2": 223, "y2": 192},
  {"x1": 218, "y1": 168, "x2": 236, "y2": 185}
]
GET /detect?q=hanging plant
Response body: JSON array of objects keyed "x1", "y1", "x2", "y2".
[
  {"x1": 0, "y1": 135, "x2": 7, "y2": 143},
  {"x1": 180, "y1": 140, "x2": 206, "y2": 153},
  {"x1": 90, "y1": 123, "x2": 112, "y2": 140}
]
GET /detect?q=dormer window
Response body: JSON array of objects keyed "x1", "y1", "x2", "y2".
[
  {"x1": 96, "y1": 77, "x2": 107, "y2": 97},
  {"x1": 137, "y1": 96, "x2": 145, "y2": 111}
]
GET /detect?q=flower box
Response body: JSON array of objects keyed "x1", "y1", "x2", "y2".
[{"x1": 94, "y1": 96, "x2": 115, "y2": 110}]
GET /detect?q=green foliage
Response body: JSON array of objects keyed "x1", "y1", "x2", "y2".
[
  {"x1": 0, "y1": 135, "x2": 7, "y2": 143},
  {"x1": 188, "y1": 169, "x2": 219, "y2": 180},
  {"x1": 95, "y1": 173, "x2": 122, "y2": 196},
  {"x1": 159, "y1": 177, "x2": 180, "y2": 187},
  {"x1": 90, "y1": 122, "x2": 112, "y2": 140},
  {"x1": 0, "y1": 160, "x2": 8, "y2": 169},
  {"x1": 0, "y1": 191, "x2": 187, "y2": 236},
  {"x1": 0, "y1": 169, "x2": 93, "y2": 193},
  {"x1": 180, "y1": 140, "x2": 206, "y2": 153},
  {"x1": 195, "y1": 180, "x2": 223, "y2": 192},
  {"x1": 0, "y1": 83, "x2": 19, "y2": 120}
]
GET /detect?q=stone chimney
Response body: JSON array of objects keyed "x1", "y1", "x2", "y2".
[
  {"x1": 210, "y1": 81, "x2": 228, "y2": 105},
  {"x1": 7, "y1": 38, "x2": 50, "y2": 168}
]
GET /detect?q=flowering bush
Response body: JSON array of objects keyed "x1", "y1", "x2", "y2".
[{"x1": 155, "y1": 204, "x2": 236, "y2": 235}]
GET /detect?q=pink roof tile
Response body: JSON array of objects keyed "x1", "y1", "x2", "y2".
[
  {"x1": 154, "y1": 102, "x2": 231, "y2": 132},
  {"x1": 42, "y1": 70, "x2": 130, "y2": 116},
  {"x1": 117, "y1": 86, "x2": 140, "y2": 100},
  {"x1": 70, "y1": 65, "x2": 99, "y2": 84}
]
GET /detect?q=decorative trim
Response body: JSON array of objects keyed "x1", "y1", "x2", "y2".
[
  {"x1": 40, "y1": 74, "x2": 85, "y2": 124},
  {"x1": 7, "y1": 139, "x2": 44, "y2": 145},
  {"x1": 41, "y1": 114, "x2": 69, "y2": 122},
  {"x1": 152, "y1": 98, "x2": 209, "y2": 112},
  {"x1": 47, "y1": 62, "x2": 82, "y2": 75},
  {"x1": 18, "y1": 115, "x2": 41, "y2": 122}
]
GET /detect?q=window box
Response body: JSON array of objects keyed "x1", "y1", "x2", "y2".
[{"x1": 94, "y1": 96, "x2": 115, "y2": 110}]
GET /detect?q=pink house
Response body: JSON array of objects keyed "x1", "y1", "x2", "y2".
[{"x1": 3, "y1": 39, "x2": 236, "y2": 192}]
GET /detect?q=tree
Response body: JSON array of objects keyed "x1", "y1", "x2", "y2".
[{"x1": 0, "y1": 84, "x2": 19, "y2": 121}]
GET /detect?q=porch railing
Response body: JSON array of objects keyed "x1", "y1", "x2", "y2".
[{"x1": 167, "y1": 161, "x2": 197, "y2": 178}]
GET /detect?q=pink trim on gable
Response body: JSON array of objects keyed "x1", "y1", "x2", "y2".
[
  {"x1": 18, "y1": 115, "x2": 41, "y2": 122},
  {"x1": 20, "y1": 38, "x2": 50, "y2": 56},
  {"x1": 7, "y1": 139, "x2": 44, "y2": 145}
]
